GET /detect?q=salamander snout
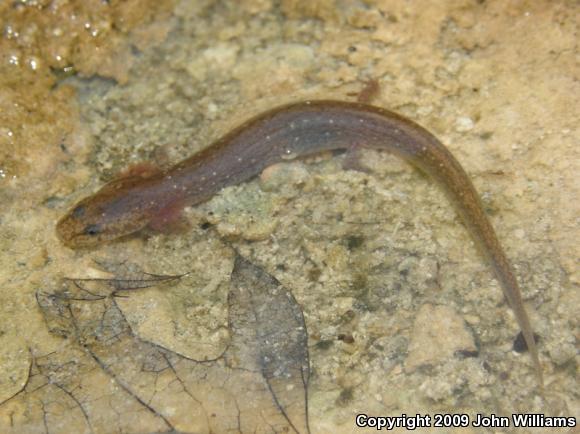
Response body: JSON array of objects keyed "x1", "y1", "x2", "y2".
[{"x1": 56, "y1": 202, "x2": 110, "y2": 248}]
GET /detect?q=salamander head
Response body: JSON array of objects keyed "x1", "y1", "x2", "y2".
[{"x1": 56, "y1": 177, "x2": 153, "y2": 248}]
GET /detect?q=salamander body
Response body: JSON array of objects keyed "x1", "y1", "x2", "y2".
[{"x1": 57, "y1": 100, "x2": 542, "y2": 383}]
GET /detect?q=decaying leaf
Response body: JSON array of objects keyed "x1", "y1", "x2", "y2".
[
  {"x1": 1, "y1": 257, "x2": 310, "y2": 434},
  {"x1": 228, "y1": 255, "x2": 310, "y2": 434}
]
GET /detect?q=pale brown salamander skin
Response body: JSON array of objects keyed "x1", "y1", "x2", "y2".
[{"x1": 57, "y1": 100, "x2": 542, "y2": 384}]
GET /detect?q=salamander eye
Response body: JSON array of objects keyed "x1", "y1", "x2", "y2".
[
  {"x1": 83, "y1": 224, "x2": 101, "y2": 236},
  {"x1": 72, "y1": 205, "x2": 86, "y2": 218}
]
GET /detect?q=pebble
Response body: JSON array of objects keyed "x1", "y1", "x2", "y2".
[{"x1": 405, "y1": 304, "x2": 477, "y2": 372}]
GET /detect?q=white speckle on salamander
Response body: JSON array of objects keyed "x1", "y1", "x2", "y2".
[{"x1": 281, "y1": 149, "x2": 297, "y2": 160}]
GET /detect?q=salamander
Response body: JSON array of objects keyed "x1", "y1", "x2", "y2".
[{"x1": 56, "y1": 100, "x2": 542, "y2": 384}]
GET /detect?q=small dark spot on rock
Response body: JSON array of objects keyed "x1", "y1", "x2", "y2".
[
  {"x1": 308, "y1": 267, "x2": 322, "y2": 282},
  {"x1": 200, "y1": 222, "x2": 212, "y2": 230},
  {"x1": 479, "y1": 131, "x2": 493, "y2": 140},
  {"x1": 340, "y1": 309, "x2": 356, "y2": 323},
  {"x1": 351, "y1": 273, "x2": 368, "y2": 292},
  {"x1": 336, "y1": 387, "x2": 354, "y2": 406},
  {"x1": 455, "y1": 349, "x2": 479, "y2": 359},
  {"x1": 338, "y1": 333, "x2": 355, "y2": 344},
  {"x1": 513, "y1": 331, "x2": 540, "y2": 353},
  {"x1": 345, "y1": 235, "x2": 365, "y2": 250},
  {"x1": 43, "y1": 196, "x2": 63, "y2": 209},
  {"x1": 276, "y1": 263, "x2": 287, "y2": 271},
  {"x1": 315, "y1": 340, "x2": 333, "y2": 351}
]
